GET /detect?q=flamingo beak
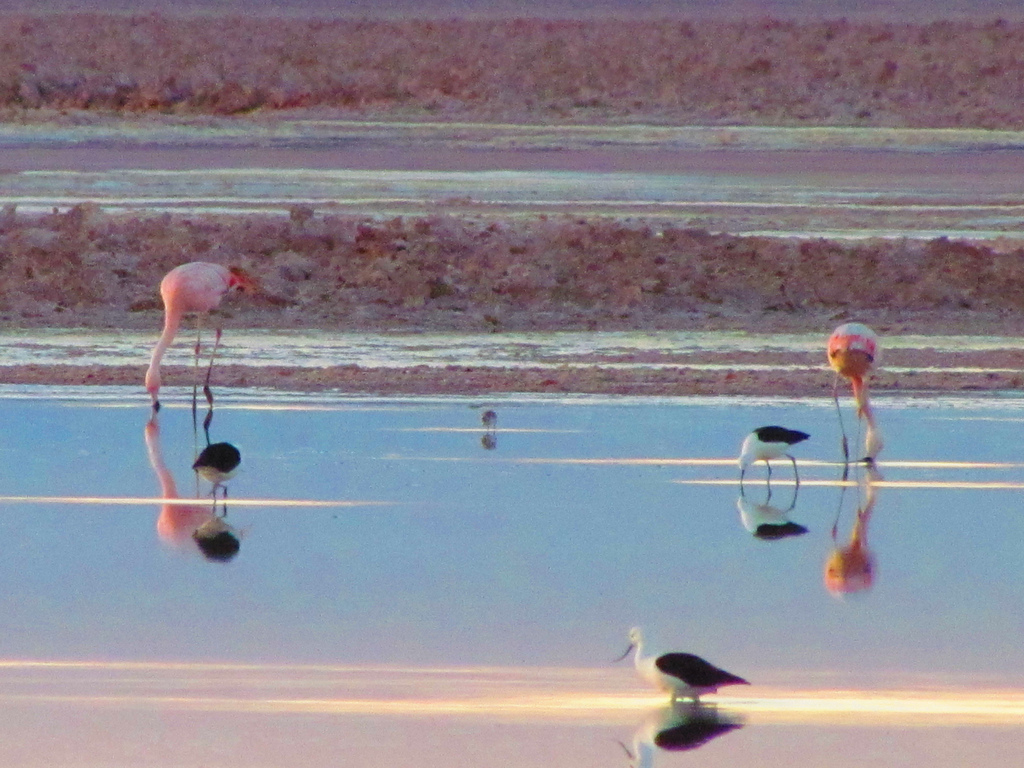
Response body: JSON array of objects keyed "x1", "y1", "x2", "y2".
[
  {"x1": 228, "y1": 266, "x2": 260, "y2": 295},
  {"x1": 612, "y1": 642, "x2": 635, "y2": 664}
]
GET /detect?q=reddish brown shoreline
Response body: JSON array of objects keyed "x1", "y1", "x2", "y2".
[
  {"x1": 5, "y1": 210, "x2": 1024, "y2": 330},
  {"x1": 4, "y1": 16, "x2": 1024, "y2": 129}
]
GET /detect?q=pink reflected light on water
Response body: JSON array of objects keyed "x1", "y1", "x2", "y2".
[{"x1": 0, "y1": 660, "x2": 1020, "y2": 724}]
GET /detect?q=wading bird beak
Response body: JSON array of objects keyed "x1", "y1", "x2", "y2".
[{"x1": 612, "y1": 643, "x2": 635, "y2": 663}]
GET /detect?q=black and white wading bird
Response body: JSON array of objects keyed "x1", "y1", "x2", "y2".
[
  {"x1": 193, "y1": 441, "x2": 241, "y2": 493},
  {"x1": 614, "y1": 627, "x2": 749, "y2": 704},
  {"x1": 739, "y1": 426, "x2": 810, "y2": 487}
]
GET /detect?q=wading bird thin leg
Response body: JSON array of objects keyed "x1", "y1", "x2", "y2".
[{"x1": 785, "y1": 478, "x2": 799, "y2": 512}]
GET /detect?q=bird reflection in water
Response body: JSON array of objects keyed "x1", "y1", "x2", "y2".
[
  {"x1": 825, "y1": 463, "x2": 881, "y2": 596},
  {"x1": 737, "y1": 482, "x2": 808, "y2": 541},
  {"x1": 620, "y1": 702, "x2": 744, "y2": 767},
  {"x1": 191, "y1": 512, "x2": 242, "y2": 562},
  {"x1": 144, "y1": 412, "x2": 243, "y2": 562},
  {"x1": 480, "y1": 408, "x2": 498, "y2": 450}
]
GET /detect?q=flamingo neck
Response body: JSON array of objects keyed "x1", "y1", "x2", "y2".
[
  {"x1": 146, "y1": 305, "x2": 184, "y2": 395},
  {"x1": 144, "y1": 419, "x2": 178, "y2": 499},
  {"x1": 850, "y1": 376, "x2": 869, "y2": 415}
]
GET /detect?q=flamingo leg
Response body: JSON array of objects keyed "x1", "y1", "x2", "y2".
[
  {"x1": 202, "y1": 405, "x2": 214, "y2": 445},
  {"x1": 194, "y1": 315, "x2": 203, "y2": 361},
  {"x1": 203, "y1": 328, "x2": 223, "y2": 409},
  {"x1": 191, "y1": 314, "x2": 205, "y2": 432},
  {"x1": 851, "y1": 376, "x2": 869, "y2": 419}
]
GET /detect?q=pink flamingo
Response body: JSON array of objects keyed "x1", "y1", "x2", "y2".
[
  {"x1": 145, "y1": 262, "x2": 257, "y2": 411},
  {"x1": 827, "y1": 322, "x2": 882, "y2": 464}
]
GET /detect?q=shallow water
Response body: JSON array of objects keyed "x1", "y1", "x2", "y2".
[
  {"x1": 3, "y1": 328, "x2": 1024, "y2": 374},
  {"x1": 0, "y1": 386, "x2": 1022, "y2": 766},
  {"x1": 5, "y1": 122, "x2": 1024, "y2": 238}
]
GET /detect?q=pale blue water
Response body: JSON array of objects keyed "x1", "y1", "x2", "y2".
[
  {"x1": 0, "y1": 388, "x2": 1021, "y2": 671},
  {"x1": 1, "y1": 387, "x2": 1022, "y2": 765}
]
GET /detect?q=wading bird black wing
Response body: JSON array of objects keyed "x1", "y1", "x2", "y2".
[
  {"x1": 654, "y1": 653, "x2": 749, "y2": 688},
  {"x1": 753, "y1": 426, "x2": 810, "y2": 445}
]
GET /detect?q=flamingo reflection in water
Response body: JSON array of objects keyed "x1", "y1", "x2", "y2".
[
  {"x1": 827, "y1": 322, "x2": 884, "y2": 469},
  {"x1": 825, "y1": 463, "x2": 882, "y2": 596},
  {"x1": 145, "y1": 413, "x2": 243, "y2": 562},
  {"x1": 620, "y1": 702, "x2": 743, "y2": 768}
]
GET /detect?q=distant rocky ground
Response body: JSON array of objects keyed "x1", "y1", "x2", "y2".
[
  {"x1": 4, "y1": 14, "x2": 1024, "y2": 396},
  {"x1": 3, "y1": 206, "x2": 1024, "y2": 336},
  {"x1": 1, "y1": 15, "x2": 1023, "y2": 128},
  {"x1": 5, "y1": 12, "x2": 1023, "y2": 340}
]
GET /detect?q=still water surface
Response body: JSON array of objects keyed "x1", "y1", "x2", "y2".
[
  {"x1": 0, "y1": 386, "x2": 1021, "y2": 765},
  {"x1": 3, "y1": 328, "x2": 1024, "y2": 374},
  {"x1": 6, "y1": 122, "x2": 1024, "y2": 238}
]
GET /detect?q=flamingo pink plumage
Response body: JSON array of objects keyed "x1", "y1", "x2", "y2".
[
  {"x1": 827, "y1": 321, "x2": 878, "y2": 420},
  {"x1": 145, "y1": 262, "x2": 256, "y2": 410},
  {"x1": 828, "y1": 322, "x2": 883, "y2": 463}
]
